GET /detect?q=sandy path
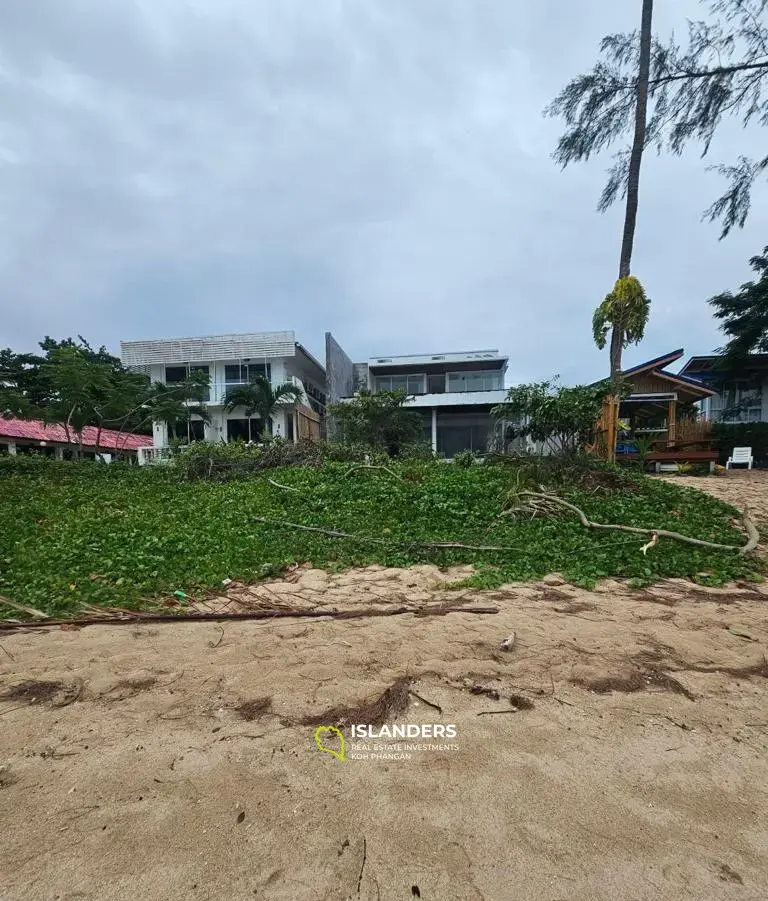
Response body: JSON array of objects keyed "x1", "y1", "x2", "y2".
[
  {"x1": 1, "y1": 562, "x2": 767, "y2": 901},
  {"x1": 661, "y1": 469, "x2": 768, "y2": 523}
]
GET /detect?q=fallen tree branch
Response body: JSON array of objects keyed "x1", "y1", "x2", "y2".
[
  {"x1": 516, "y1": 491, "x2": 759, "y2": 555},
  {"x1": 250, "y1": 515, "x2": 523, "y2": 553},
  {"x1": 0, "y1": 604, "x2": 500, "y2": 632},
  {"x1": 266, "y1": 478, "x2": 302, "y2": 493},
  {"x1": 0, "y1": 597, "x2": 50, "y2": 619}
]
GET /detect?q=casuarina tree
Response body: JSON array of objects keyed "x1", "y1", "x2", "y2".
[{"x1": 547, "y1": 0, "x2": 768, "y2": 239}]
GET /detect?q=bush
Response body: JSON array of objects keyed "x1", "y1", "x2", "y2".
[
  {"x1": 0, "y1": 454, "x2": 758, "y2": 615},
  {"x1": 327, "y1": 390, "x2": 426, "y2": 456},
  {"x1": 710, "y1": 422, "x2": 768, "y2": 464},
  {"x1": 489, "y1": 452, "x2": 638, "y2": 493},
  {"x1": 453, "y1": 450, "x2": 477, "y2": 467},
  {"x1": 172, "y1": 438, "x2": 388, "y2": 481},
  {"x1": 493, "y1": 378, "x2": 616, "y2": 455}
]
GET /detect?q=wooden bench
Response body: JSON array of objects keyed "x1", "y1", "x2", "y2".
[{"x1": 618, "y1": 450, "x2": 719, "y2": 473}]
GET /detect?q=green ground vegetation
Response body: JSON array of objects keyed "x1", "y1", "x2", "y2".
[{"x1": 0, "y1": 454, "x2": 760, "y2": 616}]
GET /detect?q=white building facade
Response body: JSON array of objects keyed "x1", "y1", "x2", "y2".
[
  {"x1": 326, "y1": 334, "x2": 508, "y2": 456},
  {"x1": 121, "y1": 331, "x2": 326, "y2": 460}
]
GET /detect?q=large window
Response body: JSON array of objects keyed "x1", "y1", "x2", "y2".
[
  {"x1": 169, "y1": 419, "x2": 206, "y2": 442},
  {"x1": 446, "y1": 371, "x2": 503, "y2": 393},
  {"x1": 436, "y1": 411, "x2": 492, "y2": 457},
  {"x1": 165, "y1": 364, "x2": 210, "y2": 401},
  {"x1": 226, "y1": 417, "x2": 262, "y2": 443},
  {"x1": 711, "y1": 381, "x2": 762, "y2": 423},
  {"x1": 224, "y1": 363, "x2": 271, "y2": 387},
  {"x1": 374, "y1": 374, "x2": 425, "y2": 395}
]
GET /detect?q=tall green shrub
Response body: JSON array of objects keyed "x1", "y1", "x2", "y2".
[{"x1": 711, "y1": 422, "x2": 768, "y2": 464}]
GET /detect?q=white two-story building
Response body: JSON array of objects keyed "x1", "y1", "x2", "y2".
[
  {"x1": 326, "y1": 333, "x2": 508, "y2": 456},
  {"x1": 121, "y1": 331, "x2": 326, "y2": 459}
]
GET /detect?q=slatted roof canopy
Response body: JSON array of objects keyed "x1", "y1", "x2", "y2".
[{"x1": 120, "y1": 331, "x2": 298, "y2": 366}]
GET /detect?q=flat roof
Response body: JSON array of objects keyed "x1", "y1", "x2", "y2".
[
  {"x1": 367, "y1": 349, "x2": 508, "y2": 368},
  {"x1": 120, "y1": 331, "x2": 324, "y2": 372}
]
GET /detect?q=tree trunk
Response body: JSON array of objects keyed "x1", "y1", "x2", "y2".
[
  {"x1": 610, "y1": 0, "x2": 653, "y2": 381},
  {"x1": 606, "y1": 0, "x2": 653, "y2": 464},
  {"x1": 247, "y1": 417, "x2": 252, "y2": 443}
]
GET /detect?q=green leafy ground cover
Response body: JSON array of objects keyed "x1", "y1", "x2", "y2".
[{"x1": 0, "y1": 456, "x2": 760, "y2": 616}]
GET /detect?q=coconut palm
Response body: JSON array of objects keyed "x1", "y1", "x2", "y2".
[
  {"x1": 148, "y1": 381, "x2": 210, "y2": 444},
  {"x1": 223, "y1": 375, "x2": 303, "y2": 441}
]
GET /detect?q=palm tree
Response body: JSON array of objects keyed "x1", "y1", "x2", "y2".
[
  {"x1": 223, "y1": 375, "x2": 303, "y2": 442},
  {"x1": 148, "y1": 382, "x2": 210, "y2": 444},
  {"x1": 611, "y1": 0, "x2": 653, "y2": 380}
]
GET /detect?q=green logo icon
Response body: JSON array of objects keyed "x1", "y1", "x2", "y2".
[{"x1": 314, "y1": 725, "x2": 345, "y2": 761}]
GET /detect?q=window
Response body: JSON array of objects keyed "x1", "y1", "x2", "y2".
[
  {"x1": 304, "y1": 381, "x2": 326, "y2": 409},
  {"x1": 712, "y1": 381, "x2": 762, "y2": 423},
  {"x1": 446, "y1": 371, "x2": 503, "y2": 393},
  {"x1": 168, "y1": 419, "x2": 206, "y2": 442},
  {"x1": 435, "y1": 411, "x2": 492, "y2": 457},
  {"x1": 165, "y1": 366, "x2": 187, "y2": 384},
  {"x1": 226, "y1": 418, "x2": 261, "y2": 442},
  {"x1": 374, "y1": 374, "x2": 425, "y2": 394},
  {"x1": 224, "y1": 363, "x2": 271, "y2": 386},
  {"x1": 164, "y1": 364, "x2": 210, "y2": 401}
]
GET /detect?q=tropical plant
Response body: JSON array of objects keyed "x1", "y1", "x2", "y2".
[
  {"x1": 709, "y1": 245, "x2": 768, "y2": 365},
  {"x1": 453, "y1": 450, "x2": 477, "y2": 468},
  {"x1": 0, "y1": 335, "x2": 153, "y2": 438},
  {"x1": 493, "y1": 378, "x2": 615, "y2": 456},
  {"x1": 327, "y1": 389, "x2": 426, "y2": 456},
  {"x1": 711, "y1": 421, "x2": 768, "y2": 463},
  {"x1": 148, "y1": 380, "x2": 210, "y2": 444},
  {"x1": 593, "y1": 275, "x2": 652, "y2": 379},
  {"x1": 224, "y1": 375, "x2": 303, "y2": 441},
  {"x1": 633, "y1": 435, "x2": 656, "y2": 469},
  {"x1": 40, "y1": 346, "x2": 114, "y2": 456},
  {"x1": 546, "y1": 0, "x2": 768, "y2": 238}
]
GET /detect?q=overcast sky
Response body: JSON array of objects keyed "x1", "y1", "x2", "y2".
[{"x1": 1, "y1": 0, "x2": 766, "y2": 383}]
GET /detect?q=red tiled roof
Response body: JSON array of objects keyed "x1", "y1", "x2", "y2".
[{"x1": 0, "y1": 418, "x2": 152, "y2": 452}]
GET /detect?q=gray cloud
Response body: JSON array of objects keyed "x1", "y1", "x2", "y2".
[{"x1": 1, "y1": 0, "x2": 766, "y2": 383}]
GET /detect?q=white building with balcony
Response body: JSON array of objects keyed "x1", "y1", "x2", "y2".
[
  {"x1": 120, "y1": 331, "x2": 326, "y2": 460},
  {"x1": 326, "y1": 334, "x2": 508, "y2": 456}
]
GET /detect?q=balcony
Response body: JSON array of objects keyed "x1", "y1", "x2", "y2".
[
  {"x1": 372, "y1": 369, "x2": 504, "y2": 396},
  {"x1": 403, "y1": 389, "x2": 508, "y2": 408}
]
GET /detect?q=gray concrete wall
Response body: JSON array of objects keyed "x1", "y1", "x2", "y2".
[
  {"x1": 325, "y1": 333, "x2": 357, "y2": 436},
  {"x1": 325, "y1": 332, "x2": 356, "y2": 404},
  {"x1": 353, "y1": 362, "x2": 369, "y2": 391}
]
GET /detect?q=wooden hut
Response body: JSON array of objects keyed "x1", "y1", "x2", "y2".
[{"x1": 599, "y1": 349, "x2": 719, "y2": 470}]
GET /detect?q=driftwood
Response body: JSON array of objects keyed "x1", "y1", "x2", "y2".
[
  {"x1": 250, "y1": 515, "x2": 522, "y2": 553},
  {"x1": 0, "y1": 603, "x2": 500, "y2": 632},
  {"x1": 514, "y1": 491, "x2": 759, "y2": 556}
]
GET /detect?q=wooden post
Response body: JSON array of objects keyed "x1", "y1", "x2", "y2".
[
  {"x1": 667, "y1": 398, "x2": 677, "y2": 447},
  {"x1": 606, "y1": 395, "x2": 618, "y2": 463}
]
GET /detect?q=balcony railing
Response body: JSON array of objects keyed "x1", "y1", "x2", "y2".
[
  {"x1": 137, "y1": 445, "x2": 173, "y2": 466},
  {"x1": 166, "y1": 377, "x2": 307, "y2": 407}
]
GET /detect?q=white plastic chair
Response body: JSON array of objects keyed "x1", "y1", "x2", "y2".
[{"x1": 726, "y1": 446, "x2": 753, "y2": 469}]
